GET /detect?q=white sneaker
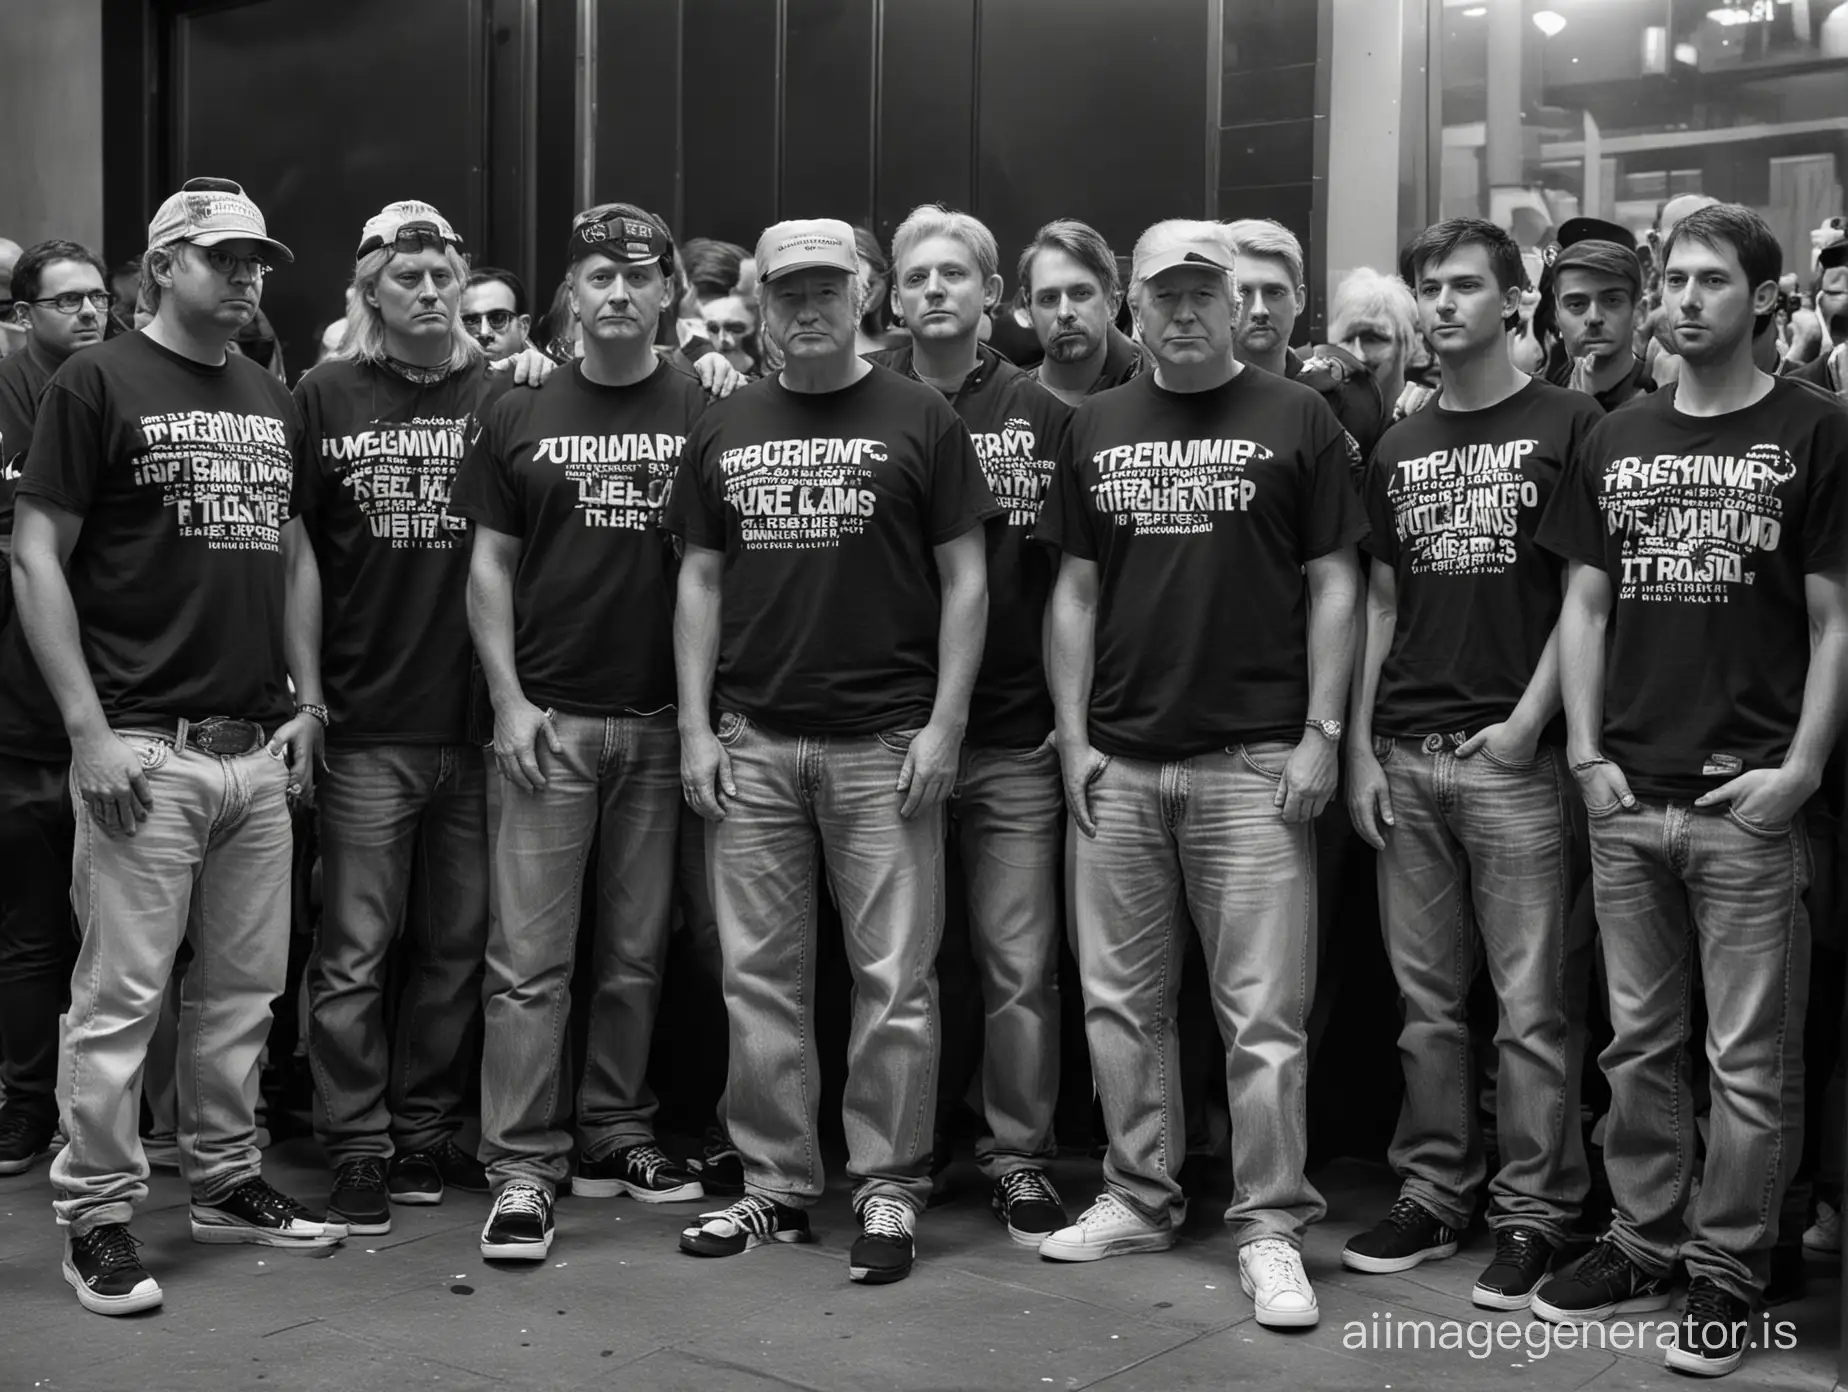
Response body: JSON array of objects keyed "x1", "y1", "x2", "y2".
[
  {"x1": 1804, "y1": 1201, "x2": 1842, "y2": 1257},
  {"x1": 1038, "y1": 1192, "x2": 1174, "y2": 1262},
  {"x1": 1239, "y1": 1237, "x2": 1319, "y2": 1328}
]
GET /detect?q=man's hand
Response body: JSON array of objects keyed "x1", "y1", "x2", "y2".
[
  {"x1": 1057, "y1": 735, "x2": 1110, "y2": 838},
  {"x1": 1276, "y1": 732, "x2": 1337, "y2": 822},
  {"x1": 267, "y1": 713, "x2": 324, "y2": 806},
  {"x1": 494, "y1": 698, "x2": 562, "y2": 792},
  {"x1": 71, "y1": 728, "x2": 153, "y2": 836},
  {"x1": 491, "y1": 345, "x2": 558, "y2": 387},
  {"x1": 1694, "y1": 765, "x2": 1816, "y2": 830},
  {"x1": 681, "y1": 725, "x2": 737, "y2": 821},
  {"x1": 1346, "y1": 746, "x2": 1394, "y2": 849},
  {"x1": 1394, "y1": 381, "x2": 1435, "y2": 421},
  {"x1": 895, "y1": 721, "x2": 961, "y2": 818},
  {"x1": 695, "y1": 353, "x2": 745, "y2": 398},
  {"x1": 1572, "y1": 757, "x2": 1637, "y2": 814},
  {"x1": 1456, "y1": 720, "x2": 1538, "y2": 766}
]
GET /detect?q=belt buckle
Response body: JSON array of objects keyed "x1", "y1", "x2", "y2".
[{"x1": 191, "y1": 717, "x2": 261, "y2": 757}]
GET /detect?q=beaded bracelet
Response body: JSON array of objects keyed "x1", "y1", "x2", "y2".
[{"x1": 295, "y1": 702, "x2": 329, "y2": 726}]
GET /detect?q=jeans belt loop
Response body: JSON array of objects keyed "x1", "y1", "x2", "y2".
[{"x1": 175, "y1": 717, "x2": 190, "y2": 752}]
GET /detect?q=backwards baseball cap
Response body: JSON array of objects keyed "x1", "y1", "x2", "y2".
[
  {"x1": 147, "y1": 176, "x2": 293, "y2": 264},
  {"x1": 755, "y1": 219, "x2": 860, "y2": 282},
  {"x1": 1547, "y1": 216, "x2": 1642, "y2": 295},
  {"x1": 1131, "y1": 227, "x2": 1235, "y2": 285},
  {"x1": 569, "y1": 205, "x2": 673, "y2": 269},
  {"x1": 357, "y1": 200, "x2": 462, "y2": 259}
]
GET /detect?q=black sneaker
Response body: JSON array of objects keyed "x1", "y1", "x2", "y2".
[
  {"x1": 573, "y1": 1142, "x2": 703, "y2": 1202},
  {"x1": 191, "y1": 1177, "x2": 346, "y2": 1248},
  {"x1": 1341, "y1": 1195, "x2": 1460, "y2": 1274},
  {"x1": 993, "y1": 1168, "x2": 1068, "y2": 1247},
  {"x1": 390, "y1": 1136, "x2": 488, "y2": 1205},
  {"x1": 1531, "y1": 1238, "x2": 1672, "y2": 1323},
  {"x1": 63, "y1": 1224, "x2": 162, "y2": 1316},
  {"x1": 0, "y1": 1104, "x2": 58, "y2": 1176},
  {"x1": 679, "y1": 1194, "x2": 813, "y2": 1257},
  {"x1": 328, "y1": 1157, "x2": 392, "y2": 1235},
  {"x1": 849, "y1": 1196, "x2": 916, "y2": 1284},
  {"x1": 1472, "y1": 1225, "x2": 1556, "y2": 1310},
  {"x1": 1666, "y1": 1277, "x2": 1752, "y2": 1377},
  {"x1": 425, "y1": 1135, "x2": 489, "y2": 1192},
  {"x1": 688, "y1": 1128, "x2": 744, "y2": 1197},
  {"x1": 480, "y1": 1182, "x2": 555, "y2": 1260}
]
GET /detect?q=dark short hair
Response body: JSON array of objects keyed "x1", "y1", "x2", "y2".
[
  {"x1": 1402, "y1": 218, "x2": 1529, "y2": 296},
  {"x1": 1016, "y1": 218, "x2": 1121, "y2": 304},
  {"x1": 467, "y1": 265, "x2": 528, "y2": 316},
  {"x1": 1551, "y1": 241, "x2": 1641, "y2": 300},
  {"x1": 679, "y1": 238, "x2": 747, "y2": 300},
  {"x1": 13, "y1": 239, "x2": 110, "y2": 306},
  {"x1": 1662, "y1": 203, "x2": 1782, "y2": 292}
]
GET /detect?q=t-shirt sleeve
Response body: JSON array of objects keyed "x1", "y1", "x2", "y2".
[
  {"x1": 1360, "y1": 451, "x2": 1398, "y2": 567},
  {"x1": 16, "y1": 376, "x2": 107, "y2": 517},
  {"x1": 1301, "y1": 399, "x2": 1369, "y2": 560},
  {"x1": 1036, "y1": 448, "x2": 1096, "y2": 560},
  {"x1": 663, "y1": 413, "x2": 726, "y2": 551},
  {"x1": 289, "y1": 380, "x2": 327, "y2": 520},
  {"x1": 1804, "y1": 411, "x2": 1848, "y2": 575},
  {"x1": 448, "y1": 397, "x2": 522, "y2": 537},
  {"x1": 925, "y1": 413, "x2": 1000, "y2": 545},
  {"x1": 1535, "y1": 427, "x2": 1608, "y2": 569}
]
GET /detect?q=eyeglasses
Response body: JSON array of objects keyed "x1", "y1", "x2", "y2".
[
  {"x1": 357, "y1": 221, "x2": 462, "y2": 259},
  {"x1": 186, "y1": 243, "x2": 272, "y2": 277},
  {"x1": 461, "y1": 309, "x2": 516, "y2": 333},
  {"x1": 29, "y1": 290, "x2": 117, "y2": 315}
]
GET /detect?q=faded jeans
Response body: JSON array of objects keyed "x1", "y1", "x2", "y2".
[
  {"x1": 1375, "y1": 737, "x2": 1588, "y2": 1241},
  {"x1": 708, "y1": 714, "x2": 945, "y2": 1214},
  {"x1": 52, "y1": 734, "x2": 293, "y2": 1233},
  {"x1": 1071, "y1": 742, "x2": 1326, "y2": 1247},
  {"x1": 1593, "y1": 798, "x2": 1812, "y2": 1302},
  {"x1": 478, "y1": 710, "x2": 680, "y2": 1193},
  {"x1": 0, "y1": 754, "x2": 75, "y2": 1121},
  {"x1": 308, "y1": 744, "x2": 489, "y2": 1163}
]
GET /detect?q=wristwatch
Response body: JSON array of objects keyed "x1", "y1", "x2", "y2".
[{"x1": 1305, "y1": 718, "x2": 1343, "y2": 742}]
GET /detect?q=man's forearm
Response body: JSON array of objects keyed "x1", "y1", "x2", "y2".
[
  {"x1": 466, "y1": 560, "x2": 525, "y2": 711},
  {"x1": 1507, "y1": 626, "x2": 1563, "y2": 737},
  {"x1": 1305, "y1": 551, "x2": 1359, "y2": 720},
  {"x1": 1048, "y1": 588, "x2": 1095, "y2": 744},
  {"x1": 673, "y1": 573, "x2": 722, "y2": 735},
  {"x1": 1348, "y1": 589, "x2": 1393, "y2": 749},
  {"x1": 1558, "y1": 591, "x2": 1608, "y2": 761},
  {"x1": 283, "y1": 525, "x2": 325, "y2": 707},
  {"x1": 928, "y1": 572, "x2": 986, "y2": 730},
  {"x1": 11, "y1": 552, "x2": 108, "y2": 739},
  {"x1": 1785, "y1": 622, "x2": 1848, "y2": 785}
]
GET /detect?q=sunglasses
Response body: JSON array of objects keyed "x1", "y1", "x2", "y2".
[
  {"x1": 358, "y1": 221, "x2": 463, "y2": 259},
  {"x1": 187, "y1": 243, "x2": 272, "y2": 277},
  {"x1": 29, "y1": 290, "x2": 117, "y2": 315},
  {"x1": 461, "y1": 309, "x2": 516, "y2": 333}
]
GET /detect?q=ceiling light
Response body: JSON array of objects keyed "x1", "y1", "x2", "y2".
[
  {"x1": 1673, "y1": 40, "x2": 1699, "y2": 63},
  {"x1": 1462, "y1": 5, "x2": 1486, "y2": 14},
  {"x1": 1707, "y1": 6, "x2": 1751, "y2": 24},
  {"x1": 1533, "y1": 10, "x2": 1567, "y2": 37}
]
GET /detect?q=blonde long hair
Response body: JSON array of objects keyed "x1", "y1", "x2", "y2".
[{"x1": 336, "y1": 242, "x2": 481, "y2": 372}]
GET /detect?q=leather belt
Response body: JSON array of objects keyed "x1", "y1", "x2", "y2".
[{"x1": 141, "y1": 717, "x2": 270, "y2": 758}]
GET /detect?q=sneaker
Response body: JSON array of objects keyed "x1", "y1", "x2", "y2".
[
  {"x1": 573, "y1": 1142, "x2": 704, "y2": 1202},
  {"x1": 993, "y1": 1169, "x2": 1068, "y2": 1247},
  {"x1": 389, "y1": 1136, "x2": 488, "y2": 1205},
  {"x1": 479, "y1": 1182, "x2": 555, "y2": 1261},
  {"x1": 327, "y1": 1157, "x2": 392, "y2": 1236},
  {"x1": 849, "y1": 1196, "x2": 916, "y2": 1284},
  {"x1": 1531, "y1": 1238, "x2": 1672, "y2": 1323},
  {"x1": 424, "y1": 1135, "x2": 490, "y2": 1191},
  {"x1": 1665, "y1": 1276, "x2": 1751, "y2": 1378},
  {"x1": 679, "y1": 1194, "x2": 813, "y2": 1258},
  {"x1": 1803, "y1": 1201, "x2": 1841, "y2": 1258},
  {"x1": 1239, "y1": 1237, "x2": 1320, "y2": 1329},
  {"x1": 62, "y1": 1224, "x2": 162, "y2": 1316},
  {"x1": 0, "y1": 1105, "x2": 58, "y2": 1175},
  {"x1": 688, "y1": 1128, "x2": 744, "y2": 1197},
  {"x1": 142, "y1": 1132, "x2": 181, "y2": 1174},
  {"x1": 1472, "y1": 1225, "x2": 1556, "y2": 1310},
  {"x1": 191, "y1": 1177, "x2": 346, "y2": 1248},
  {"x1": 1341, "y1": 1195, "x2": 1459, "y2": 1274},
  {"x1": 1038, "y1": 1192, "x2": 1174, "y2": 1263}
]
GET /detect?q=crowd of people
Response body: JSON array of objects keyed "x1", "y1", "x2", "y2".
[{"x1": 0, "y1": 172, "x2": 1844, "y2": 1383}]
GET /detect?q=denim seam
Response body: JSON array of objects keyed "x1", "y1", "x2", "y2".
[
  {"x1": 63, "y1": 806, "x2": 100, "y2": 1220},
  {"x1": 1749, "y1": 829, "x2": 1805, "y2": 1251},
  {"x1": 902, "y1": 820, "x2": 945, "y2": 1179},
  {"x1": 795, "y1": 837, "x2": 819, "y2": 1194},
  {"x1": 539, "y1": 816, "x2": 596, "y2": 1163}
]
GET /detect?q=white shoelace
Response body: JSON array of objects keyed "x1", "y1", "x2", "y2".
[
  {"x1": 697, "y1": 1195, "x2": 779, "y2": 1237},
  {"x1": 625, "y1": 1144, "x2": 673, "y2": 1183},
  {"x1": 1245, "y1": 1238, "x2": 1310, "y2": 1294},
  {"x1": 999, "y1": 1170, "x2": 1060, "y2": 1208},
  {"x1": 1076, "y1": 1193, "x2": 1143, "y2": 1231},
  {"x1": 860, "y1": 1198, "x2": 914, "y2": 1240},
  {"x1": 495, "y1": 1183, "x2": 549, "y2": 1221}
]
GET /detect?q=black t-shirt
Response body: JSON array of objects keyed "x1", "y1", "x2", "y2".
[
  {"x1": 450, "y1": 359, "x2": 704, "y2": 716},
  {"x1": 15, "y1": 332, "x2": 305, "y2": 728},
  {"x1": 296, "y1": 358, "x2": 508, "y2": 744},
  {"x1": 1037, "y1": 367, "x2": 1368, "y2": 760},
  {"x1": 0, "y1": 342, "x2": 57, "y2": 547},
  {"x1": 1364, "y1": 379, "x2": 1604, "y2": 741},
  {"x1": 1537, "y1": 376, "x2": 1848, "y2": 800},
  {"x1": 664, "y1": 364, "x2": 999, "y2": 735},
  {"x1": 0, "y1": 342, "x2": 66, "y2": 759},
  {"x1": 872, "y1": 345, "x2": 1073, "y2": 749}
]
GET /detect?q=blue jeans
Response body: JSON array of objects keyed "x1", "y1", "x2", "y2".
[
  {"x1": 1071, "y1": 742, "x2": 1325, "y2": 1246},
  {"x1": 1375, "y1": 738, "x2": 1587, "y2": 1240},
  {"x1": 0, "y1": 754, "x2": 75, "y2": 1120},
  {"x1": 478, "y1": 710, "x2": 681, "y2": 1193},
  {"x1": 1593, "y1": 798, "x2": 1812, "y2": 1301},
  {"x1": 708, "y1": 714, "x2": 945, "y2": 1214},
  {"x1": 948, "y1": 740, "x2": 1063, "y2": 1178},
  {"x1": 51, "y1": 734, "x2": 293, "y2": 1233},
  {"x1": 308, "y1": 744, "x2": 489, "y2": 1162}
]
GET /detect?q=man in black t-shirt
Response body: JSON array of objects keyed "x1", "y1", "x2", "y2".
[
  {"x1": 1018, "y1": 220, "x2": 1142, "y2": 407},
  {"x1": 1342, "y1": 218, "x2": 1605, "y2": 1306},
  {"x1": 875, "y1": 205, "x2": 1074, "y2": 1244},
  {"x1": 11, "y1": 178, "x2": 344, "y2": 1318},
  {"x1": 292, "y1": 201, "x2": 506, "y2": 1238},
  {"x1": 1535, "y1": 205, "x2": 1848, "y2": 1378},
  {"x1": 0, "y1": 238, "x2": 112, "y2": 1178},
  {"x1": 451, "y1": 203, "x2": 709, "y2": 1263},
  {"x1": 1036, "y1": 220, "x2": 1366, "y2": 1331},
  {"x1": 667, "y1": 217, "x2": 997, "y2": 1286},
  {"x1": 1544, "y1": 219, "x2": 1656, "y2": 411}
]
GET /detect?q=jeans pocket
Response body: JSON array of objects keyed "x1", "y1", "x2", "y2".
[
  {"x1": 1235, "y1": 740, "x2": 1292, "y2": 781},
  {"x1": 120, "y1": 736, "x2": 172, "y2": 774},
  {"x1": 1726, "y1": 806, "x2": 1793, "y2": 841},
  {"x1": 716, "y1": 711, "x2": 750, "y2": 747},
  {"x1": 1585, "y1": 798, "x2": 1624, "y2": 820},
  {"x1": 1371, "y1": 735, "x2": 1395, "y2": 764},
  {"x1": 1478, "y1": 746, "x2": 1542, "y2": 772},
  {"x1": 876, "y1": 727, "x2": 923, "y2": 755}
]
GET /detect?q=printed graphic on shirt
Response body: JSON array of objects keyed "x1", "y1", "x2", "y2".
[
  {"x1": 1387, "y1": 438, "x2": 1541, "y2": 575},
  {"x1": 974, "y1": 416, "x2": 1055, "y2": 528},
  {"x1": 715, "y1": 436, "x2": 885, "y2": 549},
  {"x1": 1089, "y1": 437, "x2": 1269, "y2": 536},
  {"x1": 537, "y1": 432, "x2": 681, "y2": 530},
  {"x1": 133, "y1": 409, "x2": 293, "y2": 551},
  {"x1": 1598, "y1": 444, "x2": 1793, "y2": 602},
  {"x1": 322, "y1": 414, "x2": 472, "y2": 548}
]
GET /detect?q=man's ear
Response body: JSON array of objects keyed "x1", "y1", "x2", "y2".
[
  {"x1": 516, "y1": 313, "x2": 531, "y2": 340},
  {"x1": 1750, "y1": 278, "x2": 1780, "y2": 317},
  {"x1": 983, "y1": 274, "x2": 1004, "y2": 313}
]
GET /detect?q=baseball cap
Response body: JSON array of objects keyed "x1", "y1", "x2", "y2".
[
  {"x1": 1819, "y1": 239, "x2": 1848, "y2": 275},
  {"x1": 1131, "y1": 236, "x2": 1234, "y2": 285},
  {"x1": 147, "y1": 176, "x2": 294, "y2": 264},
  {"x1": 357, "y1": 200, "x2": 462, "y2": 258},
  {"x1": 1555, "y1": 217, "x2": 1637, "y2": 253},
  {"x1": 569, "y1": 206, "x2": 672, "y2": 267},
  {"x1": 754, "y1": 219, "x2": 859, "y2": 282}
]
